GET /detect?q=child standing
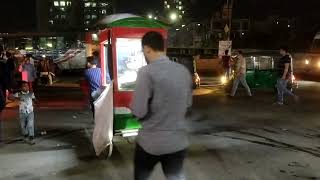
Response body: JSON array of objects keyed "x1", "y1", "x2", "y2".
[{"x1": 10, "y1": 81, "x2": 36, "y2": 145}]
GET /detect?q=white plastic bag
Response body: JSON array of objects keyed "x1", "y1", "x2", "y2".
[{"x1": 92, "y1": 84, "x2": 114, "y2": 156}]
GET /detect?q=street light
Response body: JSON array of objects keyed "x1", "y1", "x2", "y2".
[
  {"x1": 148, "y1": 14, "x2": 153, "y2": 19},
  {"x1": 170, "y1": 12, "x2": 178, "y2": 22}
]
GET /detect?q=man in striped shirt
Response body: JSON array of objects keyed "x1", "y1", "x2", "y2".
[{"x1": 84, "y1": 57, "x2": 109, "y2": 118}]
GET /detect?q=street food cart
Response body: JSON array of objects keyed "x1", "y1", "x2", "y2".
[{"x1": 87, "y1": 14, "x2": 167, "y2": 157}]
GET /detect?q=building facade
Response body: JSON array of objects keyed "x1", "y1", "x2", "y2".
[
  {"x1": 83, "y1": 0, "x2": 113, "y2": 28},
  {"x1": 163, "y1": 0, "x2": 186, "y2": 23},
  {"x1": 37, "y1": 0, "x2": 113, "y2": 32}
]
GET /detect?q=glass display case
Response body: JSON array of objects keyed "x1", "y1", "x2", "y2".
[{"x1": 115, "y1": 38, "x2": 146, "y2": 91}]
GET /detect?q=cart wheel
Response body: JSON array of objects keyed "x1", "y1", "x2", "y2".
[
  {"x1": 126, "y1": 136, "x2": 136, "y2": 144},
  {"x1": 99, "y1": 143, "x2": 113, "y2": 159}
]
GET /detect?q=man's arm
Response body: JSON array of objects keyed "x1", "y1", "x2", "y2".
[
  {"x1": 282, "y1": 63, "x2": 290, "y2": 79},
  {"x1": 130, "y1": 69, "x2": 152, "y2": 120},
  {"x1": 187, "y1": 73, "x2": 193, "y2": 108},
  {"x1": 32, "y1": 66, "x2": 37, "y2": 79},
  {"x1": 31, "y1": 93, "x2": 38, "y2": 105},
  {"x1": 8, "y1": 93, "x2": 19, "y2": 101},
  {"x1": 18, "y1": 64, "x2": 24, "y2": 72},
  {"x1": 235, "y1": 59, "x2": 241, "y2": 75},
  {"x1": 239, "y1": 58, "x2": 246, "y2": 75}
]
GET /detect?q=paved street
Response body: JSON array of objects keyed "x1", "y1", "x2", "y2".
[{"x1": 1, "y1": 80, "x2": 320, "y2": 180}]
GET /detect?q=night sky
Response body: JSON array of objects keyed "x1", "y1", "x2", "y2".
[
  {"x1": 0, "y1": 0, "x2": 37, "y2": 32},
  {"x1": 0, "y1": 0, "x2": 320, "y2": 32}
]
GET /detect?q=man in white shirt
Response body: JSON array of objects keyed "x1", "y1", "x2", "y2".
[{"x1": 230, "y1": 50, "x2": 252, "y2": 97}]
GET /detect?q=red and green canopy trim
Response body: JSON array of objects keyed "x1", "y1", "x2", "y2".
[{"x1": 103, "y1": 17, "x2": 169, "y2": 28}]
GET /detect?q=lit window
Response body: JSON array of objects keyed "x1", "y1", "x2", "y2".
[
  {"x1": 100, "y1": 3, "x2": 107, "y2": 7},
  {"x1": 167, "y1": 5, "x2": 170, "y2": 8},
  {"x1": 60, "y1": 1, "x2": 66, "y2": 6},
  {"x1": 49, "y1": 20, "x2": 54, "y2": 24},
  {"x1": 101, "y1": 10, "x2": 107, "y2": 14},
  {"x1": 182, "y1": 11, "x2": 185, "y2": 14},
  {"x1": 61, "y1": 15, "x2": 66, "y2": 19},
  {"x1": 179, "y1": 6, "x2": 183, "y2": 10},
  {"x1": 179, "y1": 1, "x2": 182, "y2": 5},
  {"x1": 67, "y1": 1, "x2": 71, "y2": 6},
  {"x1": 164, "y1": 1, "x2": 167, "y2": 4},
  {"x1": 85, "y1": 21, "x2": 90, "y2": 25},
  {"x1": 92, "y1": 3, "x2": 97, "y2": 7},
  {"x1": 85, "y1": 2, "x2": 91, "y2": 7},
  {"x1": 85, "y1": 15, "x2": 91, "y2": 19},
  {"x1": 54, "y1": 1, "x2": 59, "y2": 6},
  {"x1": 60, "y1": 7, "x2": 65, "y2": 11},
  {"x1": 92, "y1": 15, "x2": 97, "y2": 19}
]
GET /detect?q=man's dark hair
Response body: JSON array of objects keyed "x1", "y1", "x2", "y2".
[
  {"x1": 87, "y1": 56, "x2": 97, "y2": 65},
  {"x1": 225, "y1": 50, "x2": 229, "y2": 55},
  {"x1": 142, "y1": 31, "x2": 165, "y2": 51},
  {"x1": 92, "y1": 51, "x2": 99, "y2": 57},
  {"x1": 238, "y1": 50, "x2": 244, "y2": 55},
  {"x1": 21, "y1": 81, "x2": 28, "y2": 87},
  {"x1": 280, "y1": 46, "x2": 289, "y2": 52},
  {"x1": 6, "y1": 52, "x2": 11, "y2": 57}
]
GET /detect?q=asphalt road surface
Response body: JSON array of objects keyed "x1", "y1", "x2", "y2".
[{"x1": 0, "y1": 80, "x2": 320, "y2": 180}]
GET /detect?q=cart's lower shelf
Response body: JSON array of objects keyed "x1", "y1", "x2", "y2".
[{"x1": 114, "y1": 114, "x2": 141, "y2": 136}]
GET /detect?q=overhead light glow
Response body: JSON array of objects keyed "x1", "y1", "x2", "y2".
[
  {"x1": 305, "y1": 59, "x2": 310, "y2": 65},
  {"x1": 170, "y1": 12, "x2": 178, "y2": 21}
]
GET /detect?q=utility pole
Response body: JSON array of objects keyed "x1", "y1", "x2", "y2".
[{"x1": 226, "y1": 0, "x2": 234, "y2": 40}]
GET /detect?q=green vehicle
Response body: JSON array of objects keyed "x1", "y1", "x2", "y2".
[{"x1": 226, "y1": 50, "x2": 297, "y2": 91}]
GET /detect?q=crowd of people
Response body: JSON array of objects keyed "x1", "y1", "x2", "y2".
[
  {"x1": 0, "y1": 50, "x2": 57, "y2": 145},
  {"x1": 0, "y1": 51, "x2": 56, "y2": 101}
]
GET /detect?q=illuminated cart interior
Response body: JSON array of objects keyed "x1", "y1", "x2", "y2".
[{"x1": 90, "y1": 14, "x2": 167, "y2": 157}]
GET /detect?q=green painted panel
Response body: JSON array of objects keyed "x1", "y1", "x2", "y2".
[
  {"x1": 246, "y1": 70, "x2": 255, "y2": 88},
  {"x1": 114, "y1": 114, "x2": 141, "y2": 131},
  {"x1": 245, "y1": 70, "x2": 279, "y2": 89},
  {"x1": 108, "y1": 17, "x2": 169, "y2": 28}
]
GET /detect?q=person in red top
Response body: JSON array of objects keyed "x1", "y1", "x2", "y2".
[{"x1": 221, "y1": 50, "x2": 232, "y2": 80}]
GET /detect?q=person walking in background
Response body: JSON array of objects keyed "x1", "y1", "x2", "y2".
[
  {"x1": 25, "y1": 54, "x2": 34, "y2": 66},
  {"x1": 0, "y1": 85, "x2": 5, "y2": 113},
  {"x1": 221, "y1": 50, "x2": 232, "y2": 80},
  {"x1": 274, "y1": 46, "x2": 299, "y2": 105},
  {"x1": 19, "y1": 56, "x2": 37, "y2": 91},
  {"x1": 47, "y1": 58, "x2": 55, "y2": 86},
  {"x1": 39, "y1": 58, "x2": 51, "y2": 86},
  {"x1": 0, "y1": 59, "x2": 9, "y2": 101},
  {"x1": 131, "y1": 31, "x2": 192, "y2": 180},
  {"x1": 92, "y1": 51, "x2": 101, "y2": 68},
  {"x1": 6, "y1": 52, "x2": 16, "y2": 92},
  {"x1": 230, "y1": 50, "x2": 252, "y2": 97}
]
